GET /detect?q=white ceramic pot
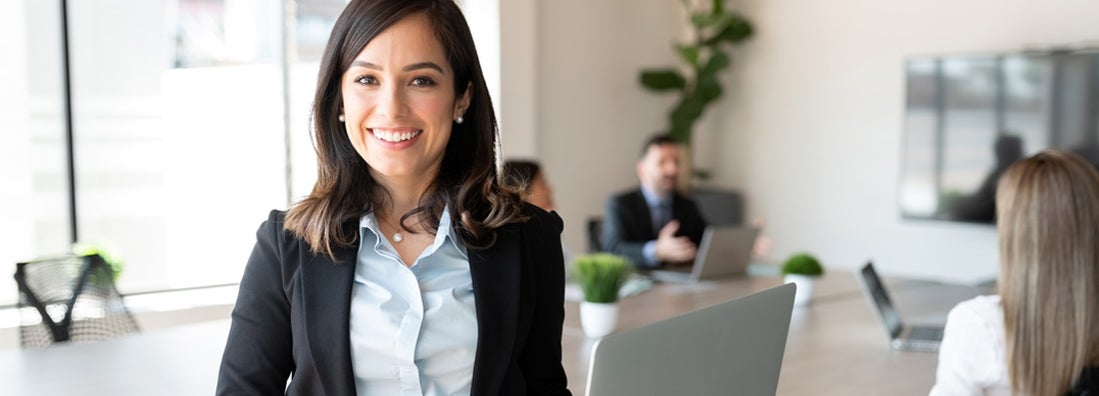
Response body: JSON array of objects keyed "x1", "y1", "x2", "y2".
[
  {"x1": 579, "y1": 301, "x2": 619, "y2": 338},
  {"x1": 784, "y1": 274, "x2": 818, "y2": 307}
]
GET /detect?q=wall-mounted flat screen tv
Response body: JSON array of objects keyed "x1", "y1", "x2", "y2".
[{"x1": 899, "y1": 50, "x2": 1099, "y2": 224}]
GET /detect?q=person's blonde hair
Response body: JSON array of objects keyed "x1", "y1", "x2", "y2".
[{"x1": 997, "y1": 149, "x2": 1099, "y2": 395}]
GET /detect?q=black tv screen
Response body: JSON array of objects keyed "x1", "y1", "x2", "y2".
[{"x1": 899, "y1": 50, "x2": 1099, "y2": 224}]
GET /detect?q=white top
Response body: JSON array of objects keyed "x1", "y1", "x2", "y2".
[
  {"x1": 350, "y1": 206, "x2": 478, "y2": 396},
  {"x1": 929, "y1": 295, "x2": 1010, "y2": 396}
]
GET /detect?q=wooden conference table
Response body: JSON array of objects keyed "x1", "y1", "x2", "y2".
[
  {"x1": 561, "y1": 270, "x2": 990, "y2": 395},
  {"x1": 0, "y1": 270, "x2": 989, "y2": 395}
]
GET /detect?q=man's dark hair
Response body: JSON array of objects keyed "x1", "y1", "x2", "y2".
[{"x1": 640, "y1": 133, "x2": 679, "y2": 158}]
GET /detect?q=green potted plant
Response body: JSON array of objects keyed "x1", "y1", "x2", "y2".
[
  {"x1": 638, "y1": 0, "x2": 753, "y2": 181},
  {"x1": 572, "y1": 253, "x2": 632, "y2": 338},
  {"x1": 73, "y1": 242, "x2": 124, "y2": 283},
  {"x1": 781, "y1": 252, "x2": 824, "y2": 307}
]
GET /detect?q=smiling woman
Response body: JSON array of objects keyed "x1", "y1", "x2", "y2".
[
  {"x1": 216, "y1": 1, "x2": 572, "y2": 395},
  {"x1": 340, "y1": 12, "x2": 470, "y2": 189}
]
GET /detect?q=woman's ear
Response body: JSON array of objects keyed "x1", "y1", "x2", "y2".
[{"x1": 454, "y1": 82, "x2": 473, "y2": 120}]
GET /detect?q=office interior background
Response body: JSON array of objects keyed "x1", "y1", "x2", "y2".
[{"x1": 2, "y1": 0, "x2": 1098, "y2": 311}]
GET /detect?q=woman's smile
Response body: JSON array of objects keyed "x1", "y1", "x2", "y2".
[{"x1": 369, "y1": 127, "x2": 423, "y2": 144}]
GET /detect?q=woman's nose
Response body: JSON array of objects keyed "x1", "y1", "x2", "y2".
[{"x1": 375, "y1": 85, "x2": 408, "y2": 119}]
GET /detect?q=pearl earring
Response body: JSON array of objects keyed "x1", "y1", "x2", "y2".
[
  {"x1": 338, "y1": 114, "x2": 345, "y2": 122},
  {"x1": 455, "y1": 116, "x2": 464, "y2": 124}
]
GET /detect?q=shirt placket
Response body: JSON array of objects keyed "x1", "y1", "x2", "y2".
[{"x1": 394, "y1": 263, "x2": 425, "y2": 395}]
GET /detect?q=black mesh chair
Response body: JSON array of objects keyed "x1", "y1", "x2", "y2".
[
  {"x1": 13, "y1": 254, "x2": 139, "y2": 348},
  {"x1": 587, "y1": 216, "x2": 604, "y2": 253}
]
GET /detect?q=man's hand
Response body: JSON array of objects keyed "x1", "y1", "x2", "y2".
[{"x1": 654, "y1": 220, "x2": 697, "y2": 265}]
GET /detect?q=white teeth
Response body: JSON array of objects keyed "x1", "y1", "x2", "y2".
[{"x1": 373, "y1": 129, "x2": 421, "y2": 142}]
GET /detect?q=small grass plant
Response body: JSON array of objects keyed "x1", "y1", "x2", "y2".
[
  {"x1": 781, "y1": 253, "x2": 824, "y2": 277},
  {"x1": 572, "y1": 253, "x2": 632, "y2": 304}
]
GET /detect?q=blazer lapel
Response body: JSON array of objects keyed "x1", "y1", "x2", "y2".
[
  {"x1": 468, "y1": 225, "x2": 522, "y2": 396},
  {"x1": 301, "y1": 241, "x2": 357, "y2": 396}
]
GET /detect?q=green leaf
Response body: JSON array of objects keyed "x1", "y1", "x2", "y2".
[
  {"x1": 639, "y1": 69, "x2": 687, "y2": 91},
  {"x1": 692, "y1": 168, "x2": 712, "y2": 180},
  {"x1": 701, "y1": 16, "x2": 753, "y2": 46},
  {"x1": 701, "y1": 52, "x2": 730, "y2": 75},
  {"x1": 720, "y1": 15, "x2": 753, "y2": 43},
  {"x1": 677, "y1": 45, "x2": 700, "y2": 67},
  {"x1": 691, "y1": 12, "x2": 724, "y2": 28},
  {"x1": 669, "y1": 98, "x2": 704, "y2": 143},
  {"x1": 672, "y1": 98, "x2": 704, "y2": 123},
  {"x1": 692, "y1": 0, "x2": 729, "y2": 27},
  {"x1": 696, "y1": 74, "x2": 723, "y2": 102},
  {"x1": 670, "y1": 123, "x2": 692, "y2": 143}
]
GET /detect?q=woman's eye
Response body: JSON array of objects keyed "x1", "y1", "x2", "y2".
[
  {"x1": 411, "y1": 76, "x2": 436, "y2": 87},
  {"x1": 355, "y1": 75, "x2": 377, "y2": 85}
]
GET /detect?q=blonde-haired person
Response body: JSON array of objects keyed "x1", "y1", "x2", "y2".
[{"x1": 930, "y1": 149, "x2": 1099, "y2": 396}]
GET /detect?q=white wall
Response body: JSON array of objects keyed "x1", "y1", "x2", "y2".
[
  {"x1": 537, "y1": 0, "x2": 1099, "y2": 283},
  {"x1": 537, "y1": 0, "x2": 682, "y2": 256},
  {"x1": 498, "y1": 0, "x2": 538, "y2": 158},
  {"x1": 715, "y1": 0, "x2": 1099, "y2": 283}
]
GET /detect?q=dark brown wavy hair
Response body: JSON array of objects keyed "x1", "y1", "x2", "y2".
[{"x1": 286, "y1": 0, "x2": 526, "y2": 259}]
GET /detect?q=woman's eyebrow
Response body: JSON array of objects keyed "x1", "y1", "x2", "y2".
[{"x1": 350, "y1": 60, "x2": 444, "y2": 74}]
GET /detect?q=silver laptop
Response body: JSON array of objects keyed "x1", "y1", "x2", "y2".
[
  {"x1": 650, "y1": 226, "x2": 760, "y2": 283},
  {"x1": 857, "y1": 261, "x2": 944, "y2": 352},
  {"x1": 586, "y1": 283, "x2": 796, "y2": 396}
]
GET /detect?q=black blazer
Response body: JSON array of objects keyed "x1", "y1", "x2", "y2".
[
  {"x1": 217, "y1": 205, "x2": 571, "y2": 396},
  {"x1": 600, "y1": 188, "x2": 707, "y2": 268}
]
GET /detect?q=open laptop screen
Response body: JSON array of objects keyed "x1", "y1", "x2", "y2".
[
  {"x1": 586, "y1": 283, "x2": 796, "y2": 396},
  {"x1": 859, "y1": 262, "x2": 905, "y2": 338}
]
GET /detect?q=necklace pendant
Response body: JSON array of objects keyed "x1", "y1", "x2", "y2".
[{"x1": 392, "y1": 232, "x2": 404, "y2": 243}]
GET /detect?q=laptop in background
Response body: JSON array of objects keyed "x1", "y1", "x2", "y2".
[
  {"x1": 856, "y1": 261, "x2": 944, "y2": 352},
  {"x1": 650, "y1": 226, "x2": 760, "y2": 283},
  {"x1": 585, "y1": 283, "x2": 796, "y2": 396}
]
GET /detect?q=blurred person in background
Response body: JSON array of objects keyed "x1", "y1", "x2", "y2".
[{"x1": 931, "y1": 150, "x2": 1099, "y2": 396}]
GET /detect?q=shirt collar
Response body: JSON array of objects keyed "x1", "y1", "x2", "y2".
[
  {"x1": 640, "y1": 186, "x2": 670, "y2": 208},
  {"x1": 359, "y1": 203, "x2": 468, "y2": 260}
]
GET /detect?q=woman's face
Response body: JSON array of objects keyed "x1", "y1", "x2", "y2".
[
  {"x1": 340, "y1": 13, "x2": 471, "y2": 182},
  {"x1": 527, "y1": 172, "x2": 556, "y2": 212}
]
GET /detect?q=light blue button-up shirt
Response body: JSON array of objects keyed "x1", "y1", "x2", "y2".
[{"x1": 350, "y1": 205, "x2": 478, "y2": 396}]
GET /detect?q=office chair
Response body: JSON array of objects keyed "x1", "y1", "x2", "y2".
[
  {"x1": 13, "y1": 254, "x2": 139, "y2": 348},
  {"x1": 587, "y1": 217, "x2": 603, "y2": 253}
]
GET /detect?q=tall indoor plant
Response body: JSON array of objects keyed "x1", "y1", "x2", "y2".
[{"x1": 639, "y1": 0, "x2": 753, "y2": 179}]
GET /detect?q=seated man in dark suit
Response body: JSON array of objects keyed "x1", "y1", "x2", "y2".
[{"x1": 601, "y1": 134, "x2": 707, "y2": 269}]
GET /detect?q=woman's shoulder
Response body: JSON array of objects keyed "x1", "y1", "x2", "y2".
[
  {"x1": 517, "y1": 202, "x2": 563, "y2": 235},
  {"x1": 255, "y1": 209, "x2": 313, "y2": 255},
  {"x1": 950, "y1": 295, "x2": 1001, "y2": 318},
  {"x1": 935, "y1": 295, "x2": 1009, "y2": 396},
  {"x1": 257, "y1": 209, "x2": 290, "y2": 241},
  {"x1": 266, "y1": 209, "x2": 287, "y2": 225},
  {"x1": 945, "y1": 294, "x2": 1004, "y2": 340}
]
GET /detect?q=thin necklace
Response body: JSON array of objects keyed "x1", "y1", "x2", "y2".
[{"x1": 376, "y1": 213, "x2": 406, "y2": 244}]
